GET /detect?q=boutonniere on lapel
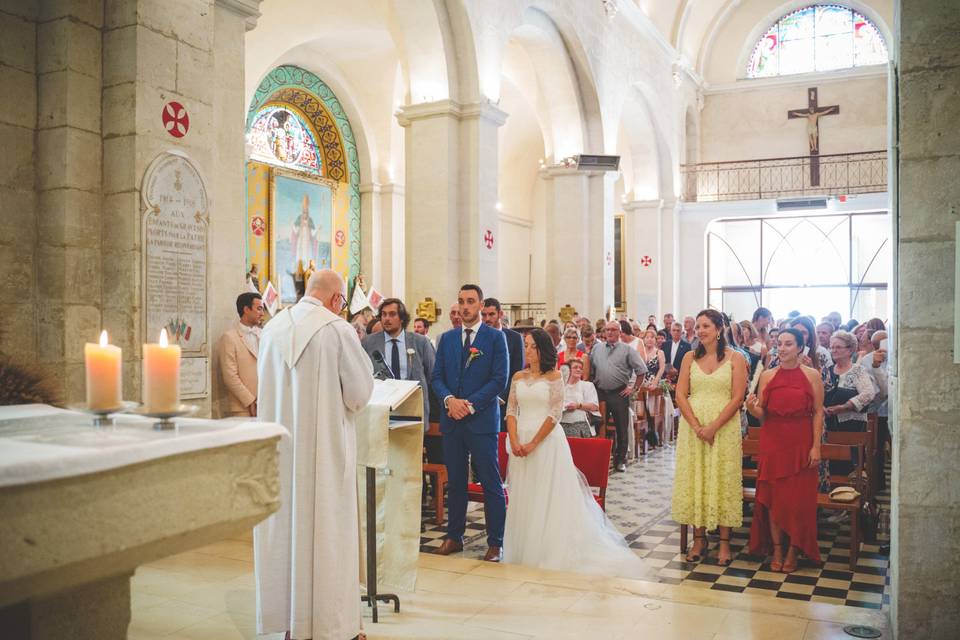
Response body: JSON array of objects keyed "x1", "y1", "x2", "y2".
[
  {"x1": 406, "y1": 347, "x2": 415, "y2": 368},
  {"x1": 465, "y1": 346, "x2": 483, "y2": 369}
]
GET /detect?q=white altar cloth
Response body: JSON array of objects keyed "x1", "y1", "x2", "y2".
[{"x1": 0, "y1": 404, "x2": 288, "y2": 489}]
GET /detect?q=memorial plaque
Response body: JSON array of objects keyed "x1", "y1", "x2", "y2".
[
  {"x1": 180, "y1": 357, "x2": 208, "y2": 399},
  {"x1": 142, "y1": 151, "x2": 208, "y2": 355}
]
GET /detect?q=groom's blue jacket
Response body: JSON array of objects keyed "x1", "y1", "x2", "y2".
[{"x1": 431, "y1": 323, "x2": 509, "y2": 435}]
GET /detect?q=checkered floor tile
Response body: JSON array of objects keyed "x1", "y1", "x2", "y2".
[{"x1": 419, "y1": 441, "x2": 891, "y2": 610}]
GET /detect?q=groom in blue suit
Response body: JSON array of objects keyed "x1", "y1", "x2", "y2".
[{"x1": 431, "y1": 284, "x2": 509, "y2": 561}]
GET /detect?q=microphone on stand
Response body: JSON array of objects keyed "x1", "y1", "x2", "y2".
[{"x1": 371, "y1": 350, "x2": 395, "y2": 380}]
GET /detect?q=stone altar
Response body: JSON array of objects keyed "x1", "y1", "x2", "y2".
[{"x1": 0, "y1": 405, "x2": 286, "y2": 639}]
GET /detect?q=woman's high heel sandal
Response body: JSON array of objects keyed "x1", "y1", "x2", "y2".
[
  {"x1": 770, "y1": 543, "x2": 784, "y2": 572},
  {"x1": 685, "y1": 534, "x2": 707, "y2": 563},
  {"x1": 717, "y1": 535, "x2": 733, "y2": 567},
  {"x1": 782, "y1": 548, "x2": 798, "y2": 574}
]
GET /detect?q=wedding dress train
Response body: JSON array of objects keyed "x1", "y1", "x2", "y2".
[{"x1": 502, "y1": 374, "x2": 653, "y2": 580}]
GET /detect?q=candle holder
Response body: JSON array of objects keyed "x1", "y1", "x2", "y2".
[
  {"x1": 133, "y1": 404, "x2": 198, "y2": 430},
  {"x1": 68, "y1": 401, "x2": 140, "y2": 427}
]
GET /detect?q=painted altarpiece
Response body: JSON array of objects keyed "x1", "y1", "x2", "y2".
[{"x1": 245, "y1": 66, "x2": 362, "y2": 305}]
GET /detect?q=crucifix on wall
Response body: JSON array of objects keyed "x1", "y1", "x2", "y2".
[{"x1": 788, "y1": 87, "x2": 839, "y2": 187}]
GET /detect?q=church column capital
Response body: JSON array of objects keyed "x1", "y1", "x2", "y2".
[
  {"x1": 396, "y1": 98, "x2": 508, "y2": 127},
  {"x1": 396, "y1": 100, "x2": 462, "y2": 126},
  {"x1": 214, "y1": 0, "x2": 262, "y2": 30},
  {"x1": 622, "y1": 198, "x2": 663, "y2": 212}
]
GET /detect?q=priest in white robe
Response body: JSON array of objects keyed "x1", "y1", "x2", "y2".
[{"x1": 255, "y1": 268, "x2": 374, "y2": 640}]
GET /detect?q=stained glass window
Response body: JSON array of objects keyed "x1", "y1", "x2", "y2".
[
  {"x1": 247, "y1": 105, "x2": 322, "y2": 175},
  {"x1": 747, "y1": 5, "x2": 887, "y2": 78}
]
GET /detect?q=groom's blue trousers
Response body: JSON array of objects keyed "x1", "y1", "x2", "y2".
[{"x1": 442, "y1": 427, "x2": 505, "y2": 548}]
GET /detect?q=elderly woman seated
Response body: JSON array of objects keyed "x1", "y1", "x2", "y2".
[{"x1": 559, "y1": 359, "x2": 600, "y2": 438}]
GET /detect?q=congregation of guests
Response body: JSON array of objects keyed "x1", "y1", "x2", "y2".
[{"x1": 217, "y1": 282, "x2": 890, "y2": 577}]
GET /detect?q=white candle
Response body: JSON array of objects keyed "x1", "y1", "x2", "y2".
[
  {"x1": 84, "y1": 330, "x2": 122, "y2": 411},
  {"x1": 143, "y1": 328, "x2": 181, "y2": 413}
]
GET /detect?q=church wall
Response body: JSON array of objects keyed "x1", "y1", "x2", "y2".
[
  {"x1": 700, "y1": 74, "x2": 888, "y2": 163},
  {"x1": 892, "y1": 1, "x2": 960, "y2": 637},
  {"x1": 0, "y1": 3, "x2": 38, "y2": 367}
]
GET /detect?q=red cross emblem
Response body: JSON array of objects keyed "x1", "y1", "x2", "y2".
[
  {"x1": 335, "y1": 230, "x2": 345, "y2": 247},
  {"x1": 641, "y1": 255, "x2": 653, "y2": 267},
  {"x1": 484, "y1": 229, "x2": 494, "y2": 249},
  {"x1": 251, "y1": 216, "x2": 265, "y2": 236},
  {"x1": 162, "y1": 101, "x2": 189, "y2": 138}
]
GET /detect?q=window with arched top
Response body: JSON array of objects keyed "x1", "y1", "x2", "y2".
[{"x1": 747, "y1": 4, "x2": 888, "y2": 78}]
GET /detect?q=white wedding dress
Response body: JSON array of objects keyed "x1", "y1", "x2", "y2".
[{"x1": 503, "y1": 373, "x2": 653, "y2": 579}]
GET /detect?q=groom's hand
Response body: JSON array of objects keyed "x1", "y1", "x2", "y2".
[{"x1": 447, "y1": 397, "x2": 471, "y2": 420}]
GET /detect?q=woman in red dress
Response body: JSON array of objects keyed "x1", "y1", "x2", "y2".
[{"x1": 746, "y1": 328, "x2": 824, "y2": 573}]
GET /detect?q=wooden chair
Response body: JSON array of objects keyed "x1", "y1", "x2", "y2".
[
  {"x1": 738, "y1": 438, "x2": 865, "y2": 570},
  {"x1": 422, "y1": 422, "x2": 448, "y2": 524},
  {"x1": 466, "y1": 431, "x2": 510, "y2": 506},
  {"x1": 825, "y1": 431, "x2": 871, "y2": 498},
  {"x1": 567, "y1": 437, "x2": 613, "y2": 510}
]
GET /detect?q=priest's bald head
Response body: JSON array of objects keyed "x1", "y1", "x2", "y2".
[{"x1": 306, "y1": 269, "x2": 346, "y2": 314}]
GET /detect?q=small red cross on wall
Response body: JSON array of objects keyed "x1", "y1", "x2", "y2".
[
  {"x1": 484, "y1": 230, "x2": 494, "y2": 249},
  {"x1": 641, "y1": 256, "x2": 653, "y2": 267},
  {"x1": 162, "y1": 101, "x2": 190, "y2": 138}
]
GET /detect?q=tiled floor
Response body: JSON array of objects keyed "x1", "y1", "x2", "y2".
[
  {"x1": 130, "y1": 534, "x2": 891, "y2": 639},
  {"x1": 128, "y1": 439, "x2": 892, "y2": 638},
  {"x1": 420, "y1": 440, "x2": 892, "y2": 610}
]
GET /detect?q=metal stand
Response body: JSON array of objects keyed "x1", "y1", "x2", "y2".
[{"x1": 360, "y1": 466, "x2": 399, "y2": 622}]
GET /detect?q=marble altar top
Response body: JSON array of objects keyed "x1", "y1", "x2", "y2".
[{"x1": 0, "y1": 405, "x2": 288, "y2": 489}]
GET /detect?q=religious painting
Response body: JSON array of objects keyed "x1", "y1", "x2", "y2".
[{"x1": 270, "y1": 169, "x2": 337, "y2": 304}]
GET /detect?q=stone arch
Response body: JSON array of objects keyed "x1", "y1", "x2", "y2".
[
  {"x1": 247, "y1": 66, "x2": 362, "y2": 282},
  {"x1": 616, "y1": 83, "x2": 675, "y2": 201}
]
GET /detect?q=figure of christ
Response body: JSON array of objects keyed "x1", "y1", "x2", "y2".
[{"x1": 790, "y1": 104, "x2": 838, "y2": 153}]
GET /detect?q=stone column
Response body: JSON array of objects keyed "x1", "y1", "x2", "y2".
[
  {"x1": 101, "y1": 0, "x2": 259, "y2": 411},
  {"x1": 623, "y1": 199, "x2": 662, "y2": 318},
  {"x1": 360, "y1": 182, "x2": 405, "y2": 299},
  {"x1": 659, "y1": 199, "x2": 680, "y2": 316},
  {"x1": 397, "y1": 100, "x2": 505, "y2": 328},
  {"x1": 459, "y1": 101, "x2": 507, "y2": 295},
  {"x1": 35, "y1": 0, "x2": 105, "y2": 400},
  {"x1": 892, "y1": 2, "x2": 960, "y2": 638},
  {"x1": 540, "y1": 166, "x2": 599, "y2": 318},
  {"x1": 0, "y1": 4, "x2": 39, "y2": 365},
  {"x1": 397, "y1": 101, "x2": 460, "y2": 326}
]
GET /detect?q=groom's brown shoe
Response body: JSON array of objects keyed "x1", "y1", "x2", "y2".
[
  {"x1": 437, "y1": 538, "x2": 464, "y2": 555},
  {"x1": 483, "y1": 546, "x2": 503, "y2": 562}
]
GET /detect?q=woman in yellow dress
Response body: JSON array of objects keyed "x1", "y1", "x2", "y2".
[{"x1": 671, "y1": 309, "x2": 748, "y2": 566}]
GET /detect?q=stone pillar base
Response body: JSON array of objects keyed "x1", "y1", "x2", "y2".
[{"x1": 1, "y1": 572, "x2": 132, "y2": 640}]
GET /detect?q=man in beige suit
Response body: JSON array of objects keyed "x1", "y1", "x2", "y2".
[{"x1": 218, "y1": 292, "x2": 264, "y2": 416}]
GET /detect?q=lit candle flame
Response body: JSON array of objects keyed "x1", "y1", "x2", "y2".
[
  {"x1": 99, "y1": 330, "x2": 109, "y2": 347},
  {"x1": 159, "y1": 328, "x2": 168, "y2": 348}
]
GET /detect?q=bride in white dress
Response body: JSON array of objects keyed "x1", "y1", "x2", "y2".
[{"x1": 503, "y1": 329, "x2": 653, "y2": 579}]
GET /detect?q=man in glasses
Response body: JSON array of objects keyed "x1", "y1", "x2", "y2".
[{"x1": 255, "y1": 268, "x2": 374, "y2": 640}]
